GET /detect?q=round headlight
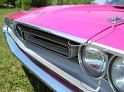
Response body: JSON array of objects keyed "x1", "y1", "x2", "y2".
[
  {"x1": 108, "y1": 57, "x2": 124, "y2": 92},
  {"x1": 78, "y1": 45, "x2": 108, "y2": 78}
]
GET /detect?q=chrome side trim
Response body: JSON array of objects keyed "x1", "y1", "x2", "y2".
[
  {"x1": 3, "y1": 26, "x2": 99, "y2": 92},
  {"x1": 92, "y1": 42, "x2": 124, "y2": 57},
  {"x1": 15, "y1": 20, "x2": 124, "y2": 57}
]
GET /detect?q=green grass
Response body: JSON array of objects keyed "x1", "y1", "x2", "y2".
[
  {"x1": 0, "y1": 8, "x2": 53, "y2": 92},
  {"x1": 0, "y1": 8, "x2": 34, "y2": 92}
]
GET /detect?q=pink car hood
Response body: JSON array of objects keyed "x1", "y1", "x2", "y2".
[{"x1": 9, "y1": 5, "x2": 124, "y2": 51}]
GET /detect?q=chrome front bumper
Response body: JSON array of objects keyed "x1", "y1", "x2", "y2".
[
  {"x1": 3, "y1": 25, "x2": 114, "y2": 92},
  {"x1": 3, "y1": 26, "x2": 79, "y2": 92}
]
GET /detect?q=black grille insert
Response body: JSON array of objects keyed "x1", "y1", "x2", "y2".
[{"x1": 16, "y1": 24, "x2": 80, "y2": 58}]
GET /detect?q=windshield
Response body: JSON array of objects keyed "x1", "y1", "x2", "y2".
[{"x1": 92, "y1": 0, "x2": 124, "y2": 5}]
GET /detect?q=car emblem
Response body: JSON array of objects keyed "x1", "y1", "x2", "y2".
[{"x1": 107, "y1": 17, "x2": 123, "y2": 23}]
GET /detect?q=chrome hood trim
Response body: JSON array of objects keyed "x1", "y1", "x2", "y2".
[{"x1": 15, "y1": 20, "x2": 124, "y2": 57}]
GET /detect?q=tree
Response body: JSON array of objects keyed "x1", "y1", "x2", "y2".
[
  {"x1": 0, "y1": 0, "x2": 7, "y2": 4},
  {"x1": 31, "y1": 0, "x2": 47, "y2": 7},
  {"x1": 47, "y1": 0, "x2": 93, "y2": 5},
  {"x1": 7, "y1": 0, "x2": 17, "y2": 7},
  {"x1": 22, "y1": 0, "x2": 32, "y2": 10}
]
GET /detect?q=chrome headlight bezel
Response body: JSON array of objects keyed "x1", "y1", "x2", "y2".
[
  {"x1": 107, "y1": 56, "x2": 124, "y2": 92},
  {"x1": 78, "y1": 44, "x2": 108, "y2": 79}
]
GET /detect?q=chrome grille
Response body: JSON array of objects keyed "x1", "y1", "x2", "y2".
[{"x1": 16, "y1": 24, "x2": 80, "y2": 58}]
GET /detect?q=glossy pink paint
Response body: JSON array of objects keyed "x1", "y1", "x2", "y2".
[{"x1": 8, "y1": 5, "x2": 124, "y2": 51}]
